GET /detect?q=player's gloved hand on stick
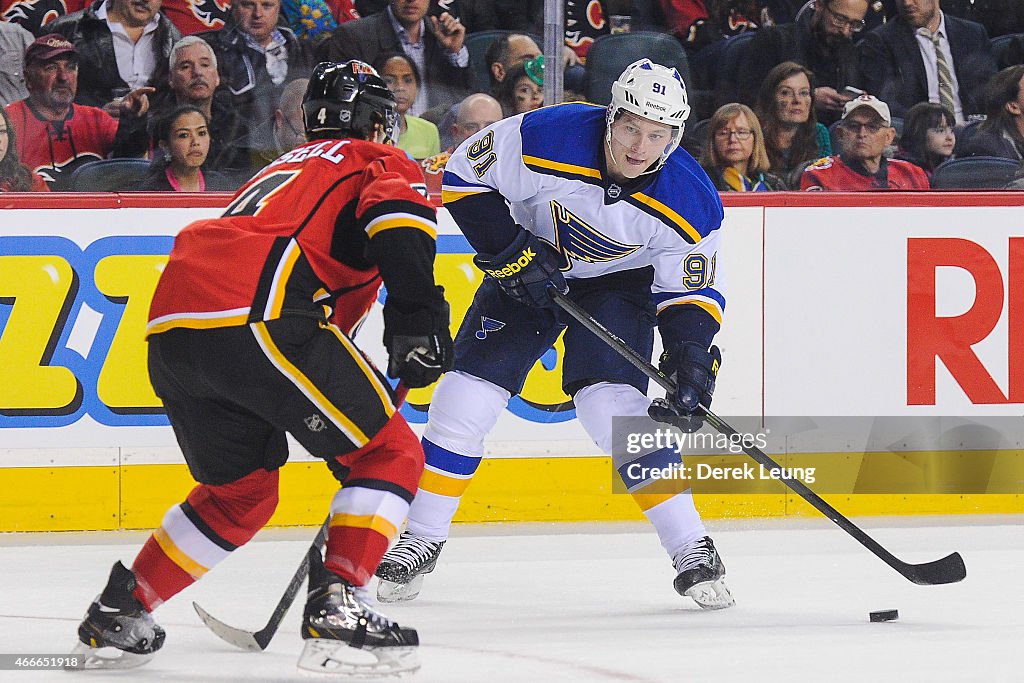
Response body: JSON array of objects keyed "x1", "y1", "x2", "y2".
[
  {"x1": 648, "y1": 342, "x2": 721, "y2": 432},
  {"x1": 473, "y1": 228, "x2": 567, "y2": 308},
  {"x1": 384, "y1": 289, "x2": 454, "y2": 388}
]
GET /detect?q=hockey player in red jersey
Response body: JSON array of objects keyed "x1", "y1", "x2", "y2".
[{"x1": 71, "y1": 60, "x2": 452, "y2": 675}]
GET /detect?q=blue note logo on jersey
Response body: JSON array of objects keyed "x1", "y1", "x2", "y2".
[
  {"x1": 546, "y1": 201, "x2": 642, "y2": 271},
  {"x1": 476, "y1": 316, "x2": 506, "y2": 339}
]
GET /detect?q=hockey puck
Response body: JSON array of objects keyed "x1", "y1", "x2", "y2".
[{"x1": 869, "y1": 609, "x2": 899, "y2": 622}]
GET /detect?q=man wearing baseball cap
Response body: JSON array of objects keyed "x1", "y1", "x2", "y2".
[
  {"x1": 800, "y1": 93, "x2": 930, "y2": 190},
  {"x1": 3, "y1": 34, "x2": 149, "y2": 190}
]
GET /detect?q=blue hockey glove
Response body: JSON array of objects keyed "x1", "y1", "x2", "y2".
[
  {"x1": 648, "y1": 343, "x2": 721, "y2": 431},
  {"x1": 473, "y1": 229, "x2": 567, "y2": 308},
  {"x1": 384, "y1": 289, "x2": 453, "y2": 389}
]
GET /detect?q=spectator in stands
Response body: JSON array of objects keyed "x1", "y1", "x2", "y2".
[
  {"x1": 242, "y1": 76, "x2": 307, "y2": 171},
  {"x1": 420, "y1": 91, "x2": 502, "y2": 196},
  {"x1": 4, "y1": 34, "x2": 147, "y2": 190},
  {"x1": 497, "y1": 56, "x2": 544, "y2": 117},
  {"x1": 378, "y1": 52, "x2": 440, "y2": 159},
  {"x1": 895, "y1": 101, "x2": 955, "y2": 179},
  {"x1": 737, "y1": 0, "x2": 867, "y2": 125},
  {"x1": 755, "y1": 61, "x2": 832, "y2": 187},
  {"x1": 783, "y1": 0, "x2": 896, "y2": 31},
  {"x1": 858, "y1": 0, "x2": 997, "y2": 123},
  {"x1": 0, "y1": 20, "x2": 33, "y2": 108},
  {"x1": 0, "y1": 107, "x2": 48, "y2": 192},
  {"x1": 278, "y1": 0, "x2": 359, "y2": 44},
  {"x1": 137, "y1": 104, "x2": 234, "y2": 189},
  {"x1": 662, "y1": 0, "x2": 762, "y2": 55},
  {"x1": 953, "y1": 65, "x2": 1024, "y2": 162},
  {"x1": 49, "y1": 0, "x2": 179, "y2": 114},
  {"x1": 198, "y1": 0, "x2": 312, "y2": 131},
  {"x1": 801, "y1": 94, "x2": 930, "y2": 189},
  {"x1": 150, "y1": 36, "x2": 250, "y2": 176},
  {"x1": 700, "y1": 102, "x2": 786, "y2": 191},
  {"x1": 483, "y1": 32, "x2": 539, "y2": 95},
  {"x1": 316, "y1": 0, "x2": 471, "y2": 116}
]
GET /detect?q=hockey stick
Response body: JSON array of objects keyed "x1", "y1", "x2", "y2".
[
  {"x1": 549, "y1": 289, "x2": 966, "y2": 586},
  {"x1": 193, "y1": 381, "x2": 412, "y2": 651}
]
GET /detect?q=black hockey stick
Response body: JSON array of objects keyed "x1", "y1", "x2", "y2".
[
  {"x1": 193, "y1": 517, "x2": 329, "y2": 651},
  {"x1": 550, "y1": 288, "x2": 966, "y2": 586},
  {"x1": 193, "y1": 382, "x2": 412, "y2": 651}
]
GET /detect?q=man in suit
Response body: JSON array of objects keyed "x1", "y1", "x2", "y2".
[
  {"x1": 316, "y1": 0, "x2": 470, "y2": 116},
  {"x1": 858, "y1": 0, "x2": 997, "y2": 123}
]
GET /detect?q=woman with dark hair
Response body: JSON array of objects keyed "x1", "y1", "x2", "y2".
[
  {"x1": 137, "y1": 105, "x2": 234, "y2": 192},
  {"x1": 497, "y1": 56, "x2": 545, "y2": 117},
  {"x1": 0, "y1": 108, "x2": 48, "y2": 192},
  {"x1": 700, "y1": 103, "x2": 786, "y2": 191},
  {"x1": 755, "y1": 61, "x2": 832, "y2": 187},
  {"x1": 954, "y1": 65, "x2": 1024, "y2": 162},
  {"x1": 896, "y1": 102, "x2": 956, "y2": 179},
  {"x1": 376, "y1": 52, "x2": 440, "y2": 160}
]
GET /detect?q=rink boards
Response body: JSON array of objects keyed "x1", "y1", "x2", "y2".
[{"x1": 1, "y1": 192, "x2": 1022, "y2": 530}]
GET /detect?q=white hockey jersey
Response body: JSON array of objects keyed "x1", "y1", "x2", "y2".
[{"x1": 441, "y1": 103, "x2": 726, "y2": 325}]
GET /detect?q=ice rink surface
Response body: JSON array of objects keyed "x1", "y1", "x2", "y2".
[{"x1": 0, "y1": 515, "x2": 1020, "y2": 683}]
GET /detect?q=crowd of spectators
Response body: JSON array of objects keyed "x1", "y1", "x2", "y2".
[{"x1": 1, "y1": 0, "x2": 1024, "y2": 193}]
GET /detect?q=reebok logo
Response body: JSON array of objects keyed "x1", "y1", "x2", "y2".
[{"x1": 484, "y1": 248, "x2": 536, "y2": 278}]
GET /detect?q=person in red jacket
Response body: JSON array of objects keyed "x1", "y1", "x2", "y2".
[
  {"x1": 3, "y1": 34, "x2": 150, "y2": 190},
  {"x1": 70, "y1": 61, "x2": 452, "y2": 676},
  {"x1": 801, "y1": 94, "x2": 930, "y2": 190}
]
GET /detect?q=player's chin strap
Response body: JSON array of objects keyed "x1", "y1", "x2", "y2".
[{"x1": 547, "y1": 287, "x2": 966, "y2": 587}]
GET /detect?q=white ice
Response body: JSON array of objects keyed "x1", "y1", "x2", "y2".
[{"x1": 0, "y1": 515, "x2": 1020, "y2": 682}]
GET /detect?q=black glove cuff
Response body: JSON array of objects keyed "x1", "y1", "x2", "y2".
[{"x1": 383, "y1": 287, "x2": 448, "y2": 337}]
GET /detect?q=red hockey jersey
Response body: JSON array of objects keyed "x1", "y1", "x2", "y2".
[
  {"x1": 147, "y1": 138, "x2": 437, "y2": 337},
  {"x1": 4, "y1": 99, "x2": 118, "y2": 191},
  {"x1": 800, "y1": 155, "x2": 930, "y2": 191}
]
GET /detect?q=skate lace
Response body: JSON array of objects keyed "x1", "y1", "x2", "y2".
[
  {"x1": 673, "y1": 538, "x2": 715, "y2": 573},
  {"x1": 387, "y1": 533, "x2": 442, "y2": 571},
  {"x1": 349, "y1": 587, "x2": 396, "y2": 631}
]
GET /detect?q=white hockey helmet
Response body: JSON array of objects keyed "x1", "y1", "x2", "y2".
[{"x1": 606, "y1": 59, "x2": 690, "y2": 172}]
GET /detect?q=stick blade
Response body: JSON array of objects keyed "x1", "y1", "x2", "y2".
[
  {"x1": 901, "y1": 552, "x2": 966, "y2": 585},
  {"x1": 193, "y1": 601, "x2": 266, "y2": 652}
]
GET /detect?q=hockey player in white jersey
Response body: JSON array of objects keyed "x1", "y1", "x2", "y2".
[{"x1": 377, "y1": 59, "x2": 734, "y2": 610}]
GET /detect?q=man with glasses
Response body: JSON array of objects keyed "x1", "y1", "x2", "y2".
[
  {"x1": 738, "y1": 0, "x2": 869, "y2": 124},
  {"x1": 858, "y1": 0, "x2": 996, "y2": 122},
  {"x1": 800, "y1": 94, "x2": 929, "y2": 189}
]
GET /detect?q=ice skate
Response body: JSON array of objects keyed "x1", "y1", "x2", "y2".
[
  {"x1": 300, "y1": 557, "x2": 419, "y2": 677},
  {"x1": 375, "y1": 531, "x2": 445, "y2": 603},
  {"x1": 69, "y1": 561, "x2": 165, "y2": 670},
  {"x1": 672, "y1": 536, "x2": 735, "y2": 610}
]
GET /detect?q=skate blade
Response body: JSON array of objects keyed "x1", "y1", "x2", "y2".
[
  {"x1": 685, "y1": 577, "x2": 736, "y2": 610},
  {"x1": 297, "y1": 638, "x2": 419, "y2": 678},
  {"x1": 376, "y1": 574, "x2": 425, "y2": 604},
  {"x1": 68, "y1": 639, "x2": 154, "y2": 670}
]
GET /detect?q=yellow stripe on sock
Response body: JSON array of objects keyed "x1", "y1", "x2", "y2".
[
  {"x1": 329, "y1": 513, "x2": 398, "y2": 540},
  {"x1": 419, "y1": 468, "x2": 475, "y2": 497},
  {"x1": 154, "y1": 526, "x2": 209, "y2": 579},
  {"x1": 631, "y1": 492, "x2": 680, "y2": 512}
]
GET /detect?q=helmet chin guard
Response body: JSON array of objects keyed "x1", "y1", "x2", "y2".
[{"x1": 605, "y1": 59, "x2": 690, "y2": 173}]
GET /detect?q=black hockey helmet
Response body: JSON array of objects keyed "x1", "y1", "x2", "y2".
[{"x1": 302, "y1": 60, "x2": 399, "y2": 143}]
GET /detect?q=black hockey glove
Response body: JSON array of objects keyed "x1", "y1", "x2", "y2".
[
  {"x1": 473, "y1": 229, "x2": 567, "y2": 308},
  {"x1": 383, "y1": 289, "x2": 454, "y2": 389},
  {"x1": 648, "y1": 343, "x2": 721, "y2": 432}
]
